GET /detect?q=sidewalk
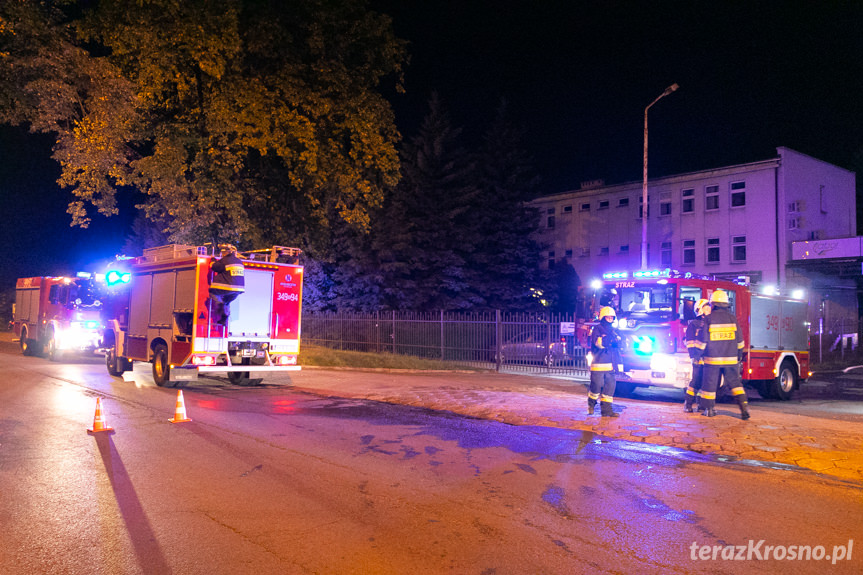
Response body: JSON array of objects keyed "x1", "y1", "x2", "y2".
[{"x1": 287, "y1": 368, "x2": 863, "y2": 483}]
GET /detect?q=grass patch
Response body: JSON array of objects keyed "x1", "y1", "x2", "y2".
[{"x1": 300, "y1": 344, "x2": 487, "y2": 371}]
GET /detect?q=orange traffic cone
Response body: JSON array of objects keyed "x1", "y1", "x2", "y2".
[
  {"x1": 169, "y1": 390, "x2": 192, "y2": 423},
  {"x1": 87, "y1": 397, "x2": 114, "y2": 434}
]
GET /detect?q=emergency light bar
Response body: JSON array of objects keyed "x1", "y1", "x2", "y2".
[
  {"x1": 106, "y1": 270, "x2": 132, "y2": 286},
  {"x1": 602, "y1": 269, "x2": 715, "y2": 281}
]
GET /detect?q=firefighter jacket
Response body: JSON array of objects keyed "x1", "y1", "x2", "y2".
[
  {"x1": 589, "y1": 320, "x2": 622, "y2": 372},
  {"x1": 695, "y1": 304, "x2": 744, "y2": 366},
  {"x1": 210, "y1": 252, "x2": 245, "y2": 294},
  {"x1": 685, "y1": 316, "x2": 706, "y2": 365}
]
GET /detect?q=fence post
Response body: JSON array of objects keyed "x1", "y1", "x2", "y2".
[
  {"x1": 392, "y1": 310, "x2": 396, "y2": 354},
  {"x1": 495, "y1": 309, "x2": 502, "y2": 372},
  {"x1": 440, "y1": 310, "x2": 445, "y2": 361}
]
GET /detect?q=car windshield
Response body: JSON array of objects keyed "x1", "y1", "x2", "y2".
[{"x1": 603, "y1": 283, "x2": 677, "y2": 318}]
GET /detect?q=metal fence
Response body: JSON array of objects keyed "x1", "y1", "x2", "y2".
[{"x1": 302, "y1": 310, "x2": 589, "y2": 377}]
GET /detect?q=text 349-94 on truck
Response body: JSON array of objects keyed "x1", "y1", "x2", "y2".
[
  {"x1": 13, "y1": 274, "x2": 105, "y2": 361},
  {"x1": 579, "y1": 269, "x2": 810, "y2": 400},
  {"x1": 101, "y1": 244, "x2": 303, "y2": 386}
]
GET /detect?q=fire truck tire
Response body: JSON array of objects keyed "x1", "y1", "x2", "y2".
[
  {"x1": 152, "y1": 344, "x2": 171, "y2": 387},
  {"x1": 227, "y1": 371, "x2": 252, "y2": 385},
  {"x1": 20, "y1": 328, "x2": 36, "y2": 356},
  {"x1": 771, "y1": 360, "x2": 797, "y2": 400},
  {"x1": 106, "y1": 346, "x2": 128, "y2": 377},
  {"x1": 46, "y1": 332, "x2": 62, "y2": 362}
]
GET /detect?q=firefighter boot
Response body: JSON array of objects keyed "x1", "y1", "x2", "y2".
[
  {"x1": 737, "y1": 398, "x2": 751, "y2": 420},
  {"x1": 587, "y1": 397, "x2": 597, "y2": 415},
  {"x1": 702, "y1": 407, "x2": 716, "y2": 417},
  {"x1": 683, "y1": 398, "x2": 694, "y2": 413},
  {"x1": 600, "y1": 402, "x2": 619, "y2": 418}
]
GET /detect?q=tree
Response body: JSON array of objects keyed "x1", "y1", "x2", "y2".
[
  {"x1": 0, "y1": 0, "x2": 406, "y2": 248},
  {"x1": 471, "y1": 100, "x2": 545, "y2": 311},
  {"x1": 374, "y1": 94, "x2": 480, "y2": 310}
]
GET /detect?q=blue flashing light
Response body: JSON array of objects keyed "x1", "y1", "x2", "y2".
[
  {"x1": 602, "y1": 271, "x2": 629, "y2": 280},
  {"x1": 633, "y1": 268, "x2": 672, "y2": 279},
  {"x1": 76, "y1": 272, "x2": 92, "y2": 279},
  {"x1": 632, "y1": 335, "x2": 655, "y2": 355},
  {"x1": 106, "y1": 270, "x2": 132, "y2": 286}
]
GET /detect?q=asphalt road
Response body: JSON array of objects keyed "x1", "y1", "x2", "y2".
[{"x1": 0, "y1": 349, "x2": 860, "y2": 574}]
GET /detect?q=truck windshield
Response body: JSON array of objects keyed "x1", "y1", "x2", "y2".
[
  {"x1": 610, "y1": 283, "x2": 677, "y2": 318},
  {"x1": 70, "y1": 279, "x2": 102, "y2": 307}
]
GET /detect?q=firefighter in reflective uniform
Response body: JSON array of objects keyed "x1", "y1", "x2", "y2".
[
  {"x1": 695, "y1": 289, "x2": 750, "y2": 419},
  {"x1": 683, "y1": 298, "x2": 710, "y2": 413},
  {"x1": 588, "y1": 306, "x2": 622, "y2": 417},
  {"x1": 209, "y1": 245, "x2": 245, "y2": 325}
]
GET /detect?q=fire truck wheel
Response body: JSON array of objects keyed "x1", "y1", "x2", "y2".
[
  {"x1": 106, "y1": 345, "x2": 127, "y2": 377},
  {"x1": 152, "y1": 344, "x2": 171, "y2": 387},
  {"x1": 20, "y1": 328, "x2": 35, "y2": 356},
  {"x1": 771, "y1": 360, "x2": 797, "y2": 400},
  {"x1": 227, "y1": 371, "x2": 252, "y2": 385},
  {"x1": 46, "y1": 332, "x2": 62, "y2": 362}
]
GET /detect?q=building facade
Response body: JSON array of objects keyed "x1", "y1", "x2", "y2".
[{"x1": 533, "y1": 147, "x2": 856, "y2": 291}]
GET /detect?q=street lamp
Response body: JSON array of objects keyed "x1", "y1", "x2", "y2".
[{"x1": 641, "y1": 83, "x2": 679, "y2": 270}]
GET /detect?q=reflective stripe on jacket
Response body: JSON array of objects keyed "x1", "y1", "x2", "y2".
[
  {"x1": 697, "y1": 306, "x2": 744, "y2": 366},
  {"x1": 685, "y1": 317, "x2": 706, "y2": 364},
  {"x1": 590, "y1": 320, "x2": 622, "y2": 372}
]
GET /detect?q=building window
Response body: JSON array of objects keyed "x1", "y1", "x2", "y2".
[
  {"x1": 706, "y1": 237, "x2": 720, "y2": 263},
  {"x1": 619, "y1": 244, "x2": 629, "y2": 254},
  {"x1": 579, "y1": 202, "x2": 591, "y2": 212},
  {"x1": 562, "y1": 205, "x2": 572, "y2": 214},
  {"x1": 807, "y1": 230, "x2": 823, "y2": 240},
  {"x1": 705, "y1": 185, "x2": 719, "y2": 211},
  {"x1": 788, "y1": 200, "x2": 804, "y2": 213},
  {"x1": 788, "y1": 216, "x2": 803, "y2": 230},
  {"x1": 580, "y1": 247, "x2": 590, "y2": 257},
  {"x1": 681, "y1": 188, "x2": 694, "y2": 213},
  {"x1": 598, "y1": 200, "x2": 609, "y2": 209},
  {"x1": 618, "y1": 197, "x2": 629, "y2": 207},
  {"x1": 599, "y1": 246, "x2": 609, "y2": 256},
  {"x1": 661, "y1": 242, "x2": 672, "y2": 267},
  {"x1": 638, "y1": 195, "x2": 649, "y2": 219},
  {"x1": 730, "y1": 181, "x2": 746, "y2": 207},
  {"x1": 547, "y1": 251, "x2": 555, "y2": 268},
  {"x1": 683, "y1": 240, "x2": 696, "y2": 265},
  {"x1": 565, "y1": 249, "x2": 573, "y2": 258},
  {"x1": 660, "y1": 191, "x2": 672, "y2": 216},
  {"x1": 731, "y1": 235, "x2": 746, "y2": 262},
  {"x1": 547, "y1": 215, "x2": 555, "y2": 229}
]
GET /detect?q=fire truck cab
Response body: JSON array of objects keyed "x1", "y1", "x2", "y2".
[
  {"x1": 102, "y1": 244, "x2": 303, "y2": 386},
  {"x1": 13, "y1": 274, "x2": 105, "y2": 360},
  {"x1": 580, "y1": 269, "x2": 810, "y2": 400}
]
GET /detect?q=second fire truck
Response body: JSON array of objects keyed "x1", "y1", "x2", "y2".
[
  {"x1": 101, "y1": 244, "x2": 304, "y2": 386},
  {"x1": 579, "y1": 269, "x2": 810, "y2": 400}
]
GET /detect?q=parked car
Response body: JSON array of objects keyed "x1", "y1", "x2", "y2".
[{"x1": 496, "y1": 328, "x2": 571, "y2": 367}]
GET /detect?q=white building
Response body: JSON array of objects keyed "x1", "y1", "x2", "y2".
[{"x1": 533, "y1": 147, "x2": 856, "y2": 291}]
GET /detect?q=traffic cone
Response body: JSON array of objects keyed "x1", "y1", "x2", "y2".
[
  {"x1": 87, "y1": 397, "x2": 114, "y2": 434},
  {"x1": 169, "y1": 390, "x2": 192, "y2": 423}
]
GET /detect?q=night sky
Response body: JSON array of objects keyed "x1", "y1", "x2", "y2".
[{"x1": 2, "y1": 0, "x2": 862, "y2": 286}]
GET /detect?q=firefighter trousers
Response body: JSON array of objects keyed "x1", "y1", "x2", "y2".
[
  {"x1": 684, "y1": 364, "x2": 704, "y2": 407},
  {"x1": 700, "y1": 364, "x2": 747, "y2": 409},
  {"x1": 588, "y1": 371, "x2": 617, "y2": 406}
]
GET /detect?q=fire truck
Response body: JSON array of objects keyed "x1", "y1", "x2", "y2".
[
  {"x1": 579, "y1": 269, "x2": 810, "y2": 400},
  {"x1": 101, "y1": 244, "x2": 303, "y2": 386},
  {"x1": 13, "y1": 274, "x2": 105, "y2": 360}
]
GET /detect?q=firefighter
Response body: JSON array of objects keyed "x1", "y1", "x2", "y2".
[
  {"x1": 208, "y1": 245, "x2": 245, "y2": 325},
  {"x1": 588, "y1": 306, "x2": 622, "y2": 417},
  {"x1": 684, "y1": 298, "x2": 710, "y2": 412},
  {"x1": 696, "y1": 289, "x2": 750, "y2": 419}
]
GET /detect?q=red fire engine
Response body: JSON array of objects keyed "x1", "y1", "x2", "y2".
[
  {"x1": 101, "y1": 244, "x2": 303, "y2": 386},
  {"x1": 579, "y1": 269, "x2": 810, "y2": 400},
  {"x1": 13, "y1": 274, "x2": 105, "y2": 360}
]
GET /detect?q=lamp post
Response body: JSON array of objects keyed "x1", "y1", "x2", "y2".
[{"x1": 641, "y1": 83, "x2": 679, "y2": 270}]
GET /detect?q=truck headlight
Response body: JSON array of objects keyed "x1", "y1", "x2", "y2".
[{"x1": 649, "y1": 353, "x2": 677, "y2": 372}]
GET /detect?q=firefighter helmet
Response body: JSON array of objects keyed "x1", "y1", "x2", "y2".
[
  {"x1": 695, "y1": 298, "x2": 710, "y2": 315},
  {"x1": 710, "y1": 289, "x2": 729, "y2": 304},
  {"x1": 599, "y1": 306, "x2": 616, "y2": 321}
]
